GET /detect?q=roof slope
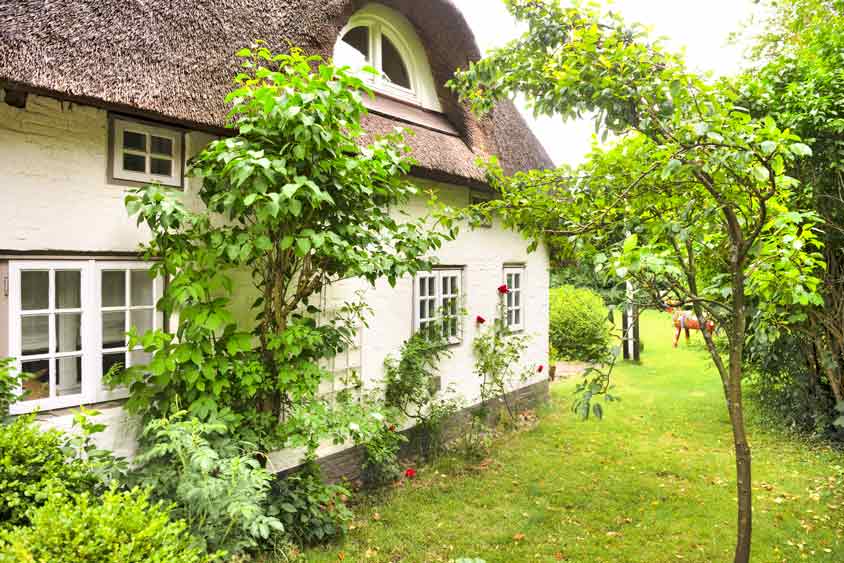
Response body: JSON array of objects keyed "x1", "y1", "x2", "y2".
[{"x1": 0, "y1": 0, "x2": 552, "y2": 183}]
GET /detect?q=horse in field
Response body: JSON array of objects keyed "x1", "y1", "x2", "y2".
[{"x1": 665, "y1": 306, "x2": 715, "y2": 347}]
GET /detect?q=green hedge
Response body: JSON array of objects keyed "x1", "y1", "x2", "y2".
[
  {"x1": 549, "y1": 285, "x2": 612, "y2": 363},
  {"x1": 0, "y1": 416, "x2": 98, "y2": 527},
  {"x1": 0, "y1": 488, "x2": 210, "y2": 563}
]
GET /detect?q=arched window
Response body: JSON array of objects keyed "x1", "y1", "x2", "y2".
[{"x1": 334, "y1": 4, "x2": 441, "y2": 111}]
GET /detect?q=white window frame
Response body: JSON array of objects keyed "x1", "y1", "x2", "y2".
[
  {"x1": 413, "y1": 268, "x2": 464, "y2": 344},
  {"x1": 7, "y1": 260, "x2": 162, "y2": 414},
  {"x1": 334, "y1": 5, "x2": 442, "y2": 111},
  {"x1": 111, "y1": 117, "x2": 183, "y2": 188},
  {"x1": 504, "y1": 266, "x2": 526, "y2": 332}
]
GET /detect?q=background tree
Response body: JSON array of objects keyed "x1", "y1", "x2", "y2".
[
  {"x1": 114, "y1": 45, "x2": 456, "y2": 455},
  {"x1": 739, "y1": 0, "x2": 844, "y2": 434},
  {"x1": 449, "y1": 1, "x2": 825, "y2": 561}
]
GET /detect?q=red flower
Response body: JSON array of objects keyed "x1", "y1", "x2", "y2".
[
  {"x1": 537, "y1": 365, "x2": 544, "y2": 373},
  {"x1": 497, "y1": 284, "x2": 510, "y2": 295},
  {"x1": 476, "y1": 315, "x2": 486, "y2": 324},
  {"x1": 404, "y1": 468, "x2": 417, "y2": 479}
]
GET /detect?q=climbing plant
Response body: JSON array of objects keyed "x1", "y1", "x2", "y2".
[{"x1": 111, "y1": 45, "x2": 457, "y2": 454}]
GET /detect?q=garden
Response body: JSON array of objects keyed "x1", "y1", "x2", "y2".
[{"x1": 2, "y1": 1, "x2": 844, "y2": 562}]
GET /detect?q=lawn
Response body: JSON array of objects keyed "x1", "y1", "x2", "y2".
[{"x1": 303, "y1": 310, "x2": 844, "y2": 562}]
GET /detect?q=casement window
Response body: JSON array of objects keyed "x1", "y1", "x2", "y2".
[
  {"x1": 414, "y1": 269, "x2": 463, "y2": 344},
  {"x1": 110, "y1": 117, "x2": 183, "y2": 188},
  {"x1": 504, "y1": 266, "x2": 526, "y2": 331},
  {"x1": 7, "y1": 260, "x2": 163, "y2": 414}
]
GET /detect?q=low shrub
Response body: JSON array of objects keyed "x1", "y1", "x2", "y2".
[
  {"x1": 269, "y1": 466, "x2": 353, "y2": 547},
  {"x1": 360, "y1": 418, "x2": 407, "y2": 487},
  {"x1": 127, "y1": 413, "x2": 284, "y2": 557},
  {"x1": 0, "y1": 487, "x2": 211, "y2": 563},
  {"x1": 0, "y1": 416, "x2": 99, "y2": 527},
  {"x1": 549, "y1": 285, "x2": 612, "y2": 364}
]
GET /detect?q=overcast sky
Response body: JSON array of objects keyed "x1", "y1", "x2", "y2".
[{"x1": 454, "y1": 0, "x2": 762, "y2": 166}]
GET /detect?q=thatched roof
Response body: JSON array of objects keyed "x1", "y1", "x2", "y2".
[{"x1": 0, "y1": 0, "x2": 552, "y2": 185}]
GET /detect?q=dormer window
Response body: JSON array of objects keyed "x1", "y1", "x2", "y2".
[{"x1": 334, "y1": 4, "x2": 442, "y2": 111}]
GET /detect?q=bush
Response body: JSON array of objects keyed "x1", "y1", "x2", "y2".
[
  {"x1": 360, "y1": 420, "x2": 407, "y2": 487},
  {"x1": 269, "y1": 467, "x2": 353, "y2": 547},
  {"x1": 0, "y1": 487, "x2": 211, "y2": 563},
  {"x1": 0, "y1": 416, "x2": 99, "y2": 527},
  {"x1": 549, "y1": 285, "x2": 612, "y2": 364},
  {"x1": 128, "y1": 413, "x2": 284, "y2": 556}
]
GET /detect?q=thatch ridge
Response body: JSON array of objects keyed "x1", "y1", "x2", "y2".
[{"x1": 0, "y1": 0, "x2": 552, "y2": 182}]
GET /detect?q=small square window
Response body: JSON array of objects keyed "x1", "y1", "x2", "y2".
[{"x1": 111, "y1": 117, "x2": 182, "y2": 187}]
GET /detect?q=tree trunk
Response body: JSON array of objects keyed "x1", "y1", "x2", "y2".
[
  {"x1": 728, "y1": 251, "x2": 752, "y2": 563},
  {"x1": 726, "y1": 372, "x2": 752, "y2": 563}
]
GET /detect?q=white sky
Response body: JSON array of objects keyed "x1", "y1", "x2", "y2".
[{"x1": 454, "y1": 0, "x2": 761, "y2": 166}]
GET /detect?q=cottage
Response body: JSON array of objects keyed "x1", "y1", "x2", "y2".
[{"x1": 0, "y1": 0, "x2": 552, "y2": 471}]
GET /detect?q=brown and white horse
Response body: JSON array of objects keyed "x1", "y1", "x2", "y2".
[{"x1": 664, "y1": 306, "x2": 715, "y2": 347}]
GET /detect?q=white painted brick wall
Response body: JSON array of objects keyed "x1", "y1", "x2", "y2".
[{"x1": 0, "y1": 93, "x2": 550, "y2": 469}]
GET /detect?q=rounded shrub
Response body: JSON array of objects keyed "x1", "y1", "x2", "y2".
[
  {"x1": 549, "y1": 285, "x2": 612, "y2": 363},
  {"x1": 0, "y1": 487, "x2": 211, "y2": 563},
  {"x1": 0, "y1": 416, "x2": 98, "y2": 527}
]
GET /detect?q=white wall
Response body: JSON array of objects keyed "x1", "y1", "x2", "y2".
[{"x1": 0, "y1": 92, "x2": 549, "y2": 470}]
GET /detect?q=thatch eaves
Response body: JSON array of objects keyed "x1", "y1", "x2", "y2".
[{"x1": 0, "y1": 0, "x2": 552, "y2": 185}]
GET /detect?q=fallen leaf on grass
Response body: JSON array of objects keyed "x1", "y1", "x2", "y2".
[
  {"x1": 513, "y1": 533, "x2": 526, "y2": 542},
  {"x1": 372, "y1": 512, "x2": 382, "y2": 521}
]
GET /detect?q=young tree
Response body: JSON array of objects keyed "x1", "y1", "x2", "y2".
[
  {"x1": 449, "y1": 2, "x2": 824, "y2": 561},
  {"x1": 114, "y1": 46, "x2": 456, "y2": 455}
]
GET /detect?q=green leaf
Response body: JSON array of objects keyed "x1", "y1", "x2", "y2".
[
  {"x1": 789, "y1": 142, "x2": 813, "y2": 157},
  {"x1": 760, "y1": 141, "x2": 778, "y2": 155},
  {"x1": 296, "y1": 237, "x2": 312, "y2": 256}
]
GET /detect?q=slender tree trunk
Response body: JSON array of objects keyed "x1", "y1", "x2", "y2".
[
  {"x1": 726, "y1": 369, "x2": 752, "y2": 563},
  {"x1": 728, "y1": 258, "x2": 752, "y2": 563}
]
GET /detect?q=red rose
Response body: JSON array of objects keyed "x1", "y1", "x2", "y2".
[
  {"x1": 537, "y1": 365, "x2": 544, "y2": 373},
  {"x1": 476, "y1": 315, "x2": 486, "y2": 324},
  {"x1": 404, "y1": 468, "x2": 416, "y2": 479},
  {"x1": 497, "y1": 284, "x2": 510, "y2": 295}
]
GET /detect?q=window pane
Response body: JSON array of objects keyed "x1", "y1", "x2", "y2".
[
  {"x1": 56, "y1": 313, "x2": 82, "y2": 353},
  {"x1": 21, "y1": 359, "x2": 49, "y2": 400},
  {"x1": 21, "y1": 271, "x2": 49, "y2": 310},
  {"x1": 56, "y1": 356, "x2": 82, "y2": 396},
  {"x1": 381, "y1": 36, "x2": 411, "y2": 88},
  {"x1": 55, "y1": 270, "x2": 81, "y2": 309},
  {"x1": 103, "y1": 352, "x2": 126, "y2": 376},
  {"x1": 129, "y1": 350, "x2": 153, "y2": 366},
  {"x1": 514, "y1": 309, "x2": 521, "y2": 325},
  {"x1": 507, "y1": 309, "x2": 513, "y2": 326},
  {"x1": 130, "y1": 309, "x2": 154, "y2": 337},
  {"x1": 451, "y1": 276, "x2": 458, "y2": 294},
  {"x1": 338, "y1": 26, "x2": 369, "y2": 66},
  {"x1": 102, "y1": 271, "x2": 126, "y2": 307},
  {"x1": 514, "y1": 291, "x2": 520, "y2": 307},
  {"x1": 123, "y1": 153, "x2": 146, "y2": 173},
  {"x1": 123, "y1": 130, "x2": 146, "y2": 151},
  {"x1": 21, "y1": 315, "x2": 49, "y2": 356},
  {"x1": 130, "y1": 270, "x2": 154, "y2": 306},
  {"x1": 513, "y1": 273, "x2": 521, "y2": 289},
  {"x1": 102, "y1": 311, "x2": 126, "y2": 348},
  {"x1": 419, "y1": 277, "x2": 427, "y2": 297},
  {"x1": 150, "y1": 136, "x2": 173, "y2": 156},
  {"x1": 150, "y1": 158, "x2": 172, "y2": 176},
  {"x1": 442, "y1": 276, "x2": 449, "y2": 294},
  {"x1": 428, "y1": 277, "x2": 435, "y2": 296}
]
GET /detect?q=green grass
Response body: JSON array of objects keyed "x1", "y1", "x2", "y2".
[{"x1": 303, "y1": 311, "x2": 844, "y2": 562}]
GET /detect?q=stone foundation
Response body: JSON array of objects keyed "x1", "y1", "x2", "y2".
[{"x1": 283, "y1": 379, "x2": 550, "y2": 483}]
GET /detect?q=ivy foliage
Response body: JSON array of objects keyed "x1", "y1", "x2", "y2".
[{"x1": 112, "y1": 45, "x2": 457, "y2": 452}]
